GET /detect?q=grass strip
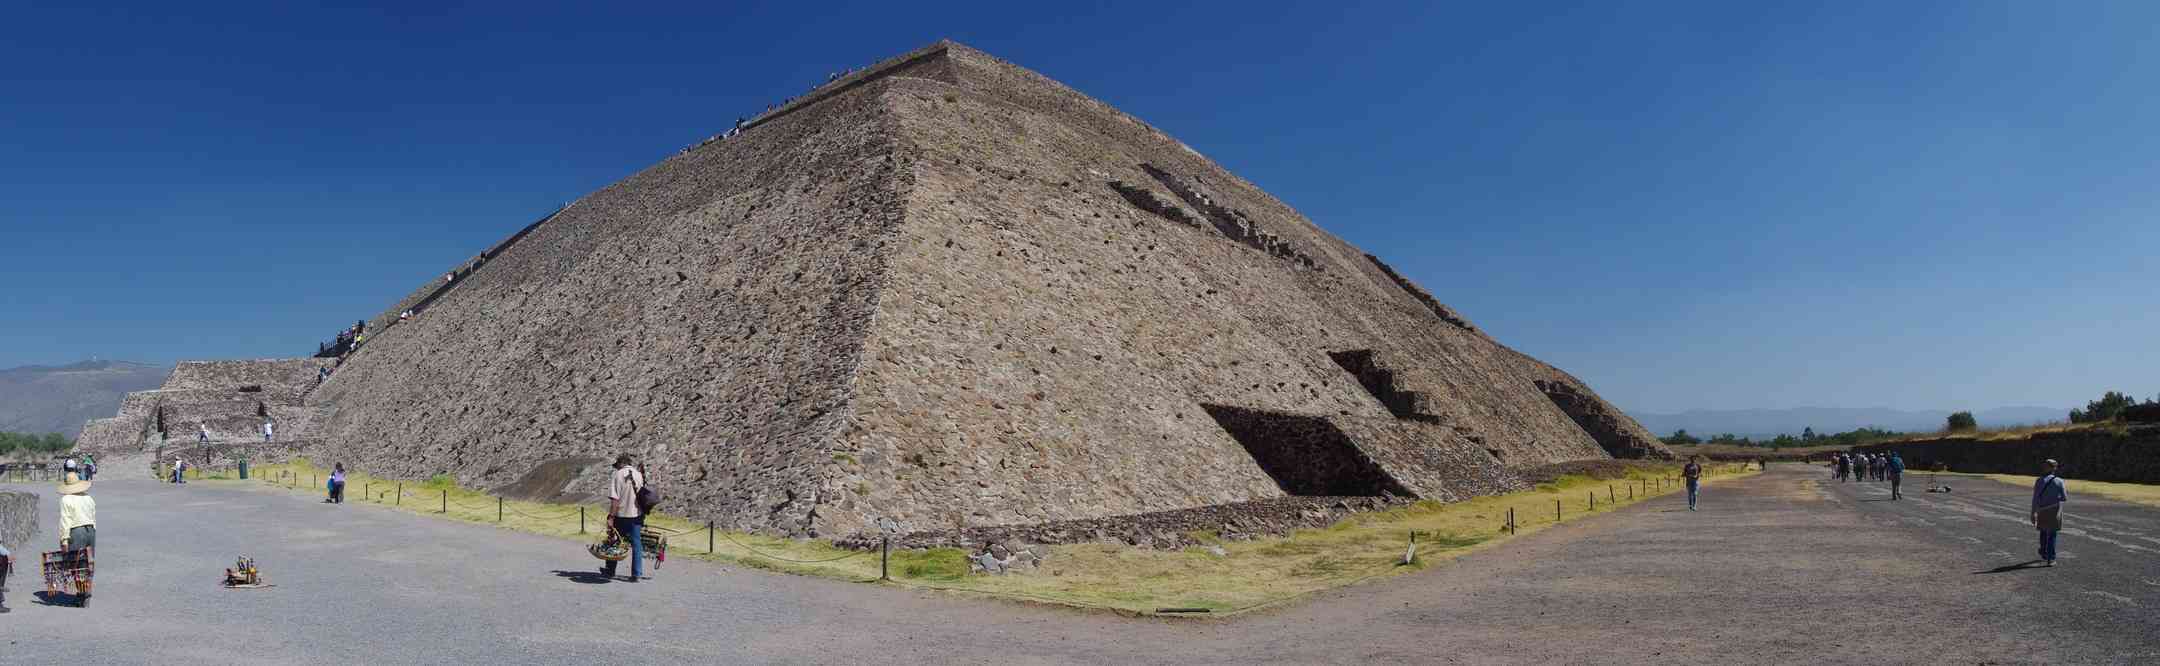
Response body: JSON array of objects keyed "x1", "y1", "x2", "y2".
[
  {"x1": 1935, "y1": 471, "x2": 2160, "y2": 509},
  {"x1": 227, "y1": 459, "x2": 1753, "y2": 615}
]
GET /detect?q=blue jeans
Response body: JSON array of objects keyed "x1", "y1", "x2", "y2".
[
  {"x1": 601, "y1": 516, "x2": 644, "y2": 579},
  {"x1": 2039, "y1": 529, "x2": 2058, "y2": 561},
  {"x1": 1686, "y1": 479, "x2": 1700, "y2": 508}
]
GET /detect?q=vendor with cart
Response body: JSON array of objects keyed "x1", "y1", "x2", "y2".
[{"x1": 60, "y1": 472, "x2": 96, "y2": 553}]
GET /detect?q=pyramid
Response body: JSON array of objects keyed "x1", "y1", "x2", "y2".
[{"x1": 93, "y1": 41, "x2": 1669, "y2": 542}]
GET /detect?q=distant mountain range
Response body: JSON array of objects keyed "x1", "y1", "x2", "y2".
[
  {"x1": 1631, "y1": 406, "x2": 2069, "y2": 440},
  {"x1": 0, "y1": 360, "x2": 168, "y2": 436}
]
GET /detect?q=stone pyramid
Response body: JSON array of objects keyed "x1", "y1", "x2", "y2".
[{"x1": 95, "y1": 40, "x2": 1669, "y2": 543}]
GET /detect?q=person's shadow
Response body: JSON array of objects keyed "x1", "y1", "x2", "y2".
[
  {"x1": 1974, "y1": 560, "x2": 2048, "y2": 574},
  {"x1": 549, "y1": 569, "x2": 614, "y2": 584}
]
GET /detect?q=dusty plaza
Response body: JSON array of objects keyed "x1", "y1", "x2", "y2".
[
  {"x1": 10, "y1": 6, "x2": 2160, "y2": 665},
  {"x1": 4, "y1": 465, "x2": 2159, "y2": 663}
]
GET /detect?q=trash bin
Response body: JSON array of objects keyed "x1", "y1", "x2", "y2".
[{"x1": 238, "y1": 459, "x2": 250, "y2": 480}]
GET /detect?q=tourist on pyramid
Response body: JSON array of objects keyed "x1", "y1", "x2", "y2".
[
  {"x1": 262, "y1": 419, "x2": 274, "y2": 444},
  {"x1": 2032, "y1": 459, "x2": 2067, "y2": 566}
]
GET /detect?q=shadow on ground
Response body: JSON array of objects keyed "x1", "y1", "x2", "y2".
[
  {"x1": 550, "y1": 569, "x2": 615, "y2": 585},
  {"x1": 1974, "y1": 560, "x2": 2049, "y2": 575}
]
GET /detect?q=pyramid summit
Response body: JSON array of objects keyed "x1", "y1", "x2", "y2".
[{"x1": 81, "y1": 40, "x2": 1668, "y2": 544}]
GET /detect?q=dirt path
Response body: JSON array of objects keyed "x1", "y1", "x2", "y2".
[{"x1": 3, "y1": 466, "x2": 2153, "y2": 664}]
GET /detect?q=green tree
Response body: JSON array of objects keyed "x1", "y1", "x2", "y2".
[
  {"x1": 1946, "y1": 411, "x2": 1978, "y2": 432},
  {"x1": 1663, "y1": 429, "x2": 1701, "y2": 446},
  {"x1": 2069, "y1": 391, "x2": 2138, "y2": 423},
  {"x1": 1801, "y1": 427, "x2": 1817, "y2": 441}
]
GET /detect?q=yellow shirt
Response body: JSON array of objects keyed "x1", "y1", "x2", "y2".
[{"x1": 61, "y1": 494, "x2": 97, "y2": 531}]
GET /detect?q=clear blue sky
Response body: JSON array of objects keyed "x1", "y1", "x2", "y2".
[{"x1": 3, "y1": 1, "x2": 2154, "y2": 414}]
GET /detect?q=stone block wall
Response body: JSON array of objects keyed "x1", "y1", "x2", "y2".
[
  {"x1": 163, "y1": 359, "x2": 331, "y2": 392},
  {"x1": 0, "y1": 490, "x2": 35, "y2": 552},
  {"x1": 1858, "y1": 426, "x2": 2160, "y2": 483}
]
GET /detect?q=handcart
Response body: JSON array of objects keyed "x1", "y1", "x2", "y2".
[{"x1": 41, "y1": 548, "x2": 93, "y2": 607}]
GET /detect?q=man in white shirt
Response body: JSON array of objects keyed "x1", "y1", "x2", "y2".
[
  {"x1": 600, "y1": 454, "x2": 646, "y2": 582},
  {"x1": 262, "y1": 420, "x2": 274, "y2": 443}
]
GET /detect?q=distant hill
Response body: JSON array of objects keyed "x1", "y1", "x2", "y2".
[
  {"x1": 1632, "y1": 406, "x2": 2068, "y2": 439},
  {"x1": 0, "y1": 360, "x2": 167, "y2": 436}
]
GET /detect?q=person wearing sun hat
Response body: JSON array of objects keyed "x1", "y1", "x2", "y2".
[
  {"x1": 58, "y1": 471, "x2": 97, "y2": 555},
  {"x1": 2031, "y1": 458, "x2": 2067, "y2": 566}
]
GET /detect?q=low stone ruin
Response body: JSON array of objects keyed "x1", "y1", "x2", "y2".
[{"x1": 1, "y1": 490, "x2": 36, "y2": 552}]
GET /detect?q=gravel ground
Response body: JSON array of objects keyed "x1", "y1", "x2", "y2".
[{"x1": 1, "y1": 466, "x2": 2154, "y2": 664}]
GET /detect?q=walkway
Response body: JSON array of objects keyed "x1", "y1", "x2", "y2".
[{"x1": 2, "y1": 466, "x2": 2154, "y2": 663}]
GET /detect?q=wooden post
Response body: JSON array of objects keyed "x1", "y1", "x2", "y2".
[
  {"x1": 880, "y1": 535, "x2": 892, "y2": 581},
  {"x1": 1609, "y1": 484, "x2": 1615, "y2": 503},
  {"x1": 708, "y1": 521, "x2": 716, "y2": 554},
  {"x1": 1555, "y1": 499, "x2": 1561, "y2": 521},
  {"x1": 1589, "y1": 491, "x2": 1595, "y2": 510},
  {"x1": 498, "y1": 496, "x2": 504, "y2": 522},
  {"x1": 441, "y1": 489, "x2": 447, "y2": 514},
  {"x1": 396, "y1": 482, "x2": 402, "y2": 506},
  {"x1": 579, "y1": 506, "x2": 586, "y2": 534}
]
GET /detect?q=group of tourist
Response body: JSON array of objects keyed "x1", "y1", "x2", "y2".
[
  {"x1": 680, "y1": 63, "x2": 881, "y2": 154},
  {"x1": 1830, "y1": 451, "x2": 1905, "y2": 498},
  {"x1": 1829, "y1": 450, "x2": 2062, "y2": 564},
  {"x1": 321, "y1": 319, "x2": 368, "y2": 359}
]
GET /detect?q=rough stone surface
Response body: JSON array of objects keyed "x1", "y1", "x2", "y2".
[
  {"x1": 81, "y1": 41, "x2": 1668, "y2": 547},
  {"x1": 76, "y1": 359, "x2": 332, "y2": 455},
  {"x1": 0, "y1": 490, "x2": 36, "y2": 551}
]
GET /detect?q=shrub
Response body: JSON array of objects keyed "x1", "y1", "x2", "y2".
[{"x1": 1945, "y1": 411, "x2": 1978, "y2": 432}]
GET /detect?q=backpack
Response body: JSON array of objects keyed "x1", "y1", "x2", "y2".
[{"x1": 634, "y1": 471, "x2": 661, "y2": 515}]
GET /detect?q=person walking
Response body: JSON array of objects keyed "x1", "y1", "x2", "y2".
[
  {"x1": 327, "y1": 463, "x2": 346, "y2": 504},
  {"x1": 57, "y1": 471, "x2": 98, "y2": 603},
  {"x1": 599, "y1": 454, "x2": 647, "y2": 582},
  {"x1": 2032, "y1": 459, "x2": 2067, "y2": 566},
  {"x1": 1887, "y1": 452, "x2": 1906, "y2": 500},
  {"x1": 262, "y1": 419, "x2": 274, "y2": 444},
  {"x1": 1835, "y1": 454, "x2": 1850, "y2": 482},
  {"x1": 1683, "y1": 456, "x2": 1704, "y2": 511}
]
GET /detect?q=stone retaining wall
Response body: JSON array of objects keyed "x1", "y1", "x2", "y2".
[
  {"x1": 1, "y1": 490, "x2": 36, "y2": 551},
  {"x1": 842, "y1": 495, "x2": 1410, "y2": 551},
  {"x1": 1857, "y1": 426, "x2": 2160, "y2": 483}
]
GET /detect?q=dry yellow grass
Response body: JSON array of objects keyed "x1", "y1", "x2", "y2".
[
  {"x1": 1948, "y1": 471, "x2": 2160, "y2": 509},
  {"x1": 230, "y1": 459, "x2": 1752, "y2": 615}
]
